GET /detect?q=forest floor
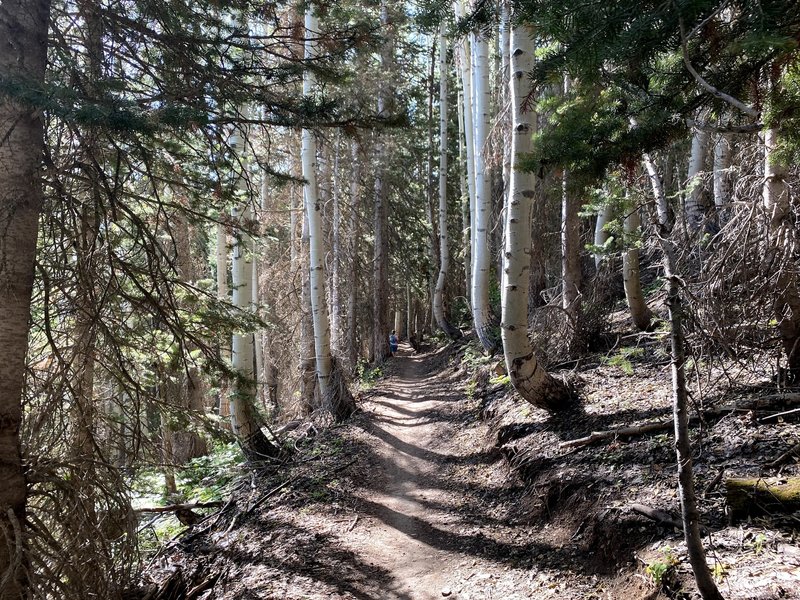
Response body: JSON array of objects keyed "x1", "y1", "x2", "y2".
[{"x1": 144, "y1": 335, "x2": 800, "y2": 600}]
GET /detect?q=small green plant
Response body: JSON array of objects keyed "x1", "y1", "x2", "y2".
[
  {"x1": 356, "y1": 361, "x2": 382, "y2": 388},
  {"x1": 752, "y1": 532, "x2": 768, "y2": 555},
  {"x1": 645, "y1": 546, "x2": 679, "y2": 586},
  {"x1": 603, "y1": 347, "x2": 645, "y2": 376},
  {"x1": 465, "y1": 378, "x2": 478, "y2": 399},
  {"x1": 489, "y1": 374, "x2": 510, "y2": 386},
  {"x1": 712, "y1": 562, "x2": 728, "y2": 582}
]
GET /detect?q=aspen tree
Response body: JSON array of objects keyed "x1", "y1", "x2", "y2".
[
  {"x1": 501, "y1": 21, "x2": 570, "y2": 411},
  {"x1": 303, "y1": 6, "x2": 355, "y2": 420}
]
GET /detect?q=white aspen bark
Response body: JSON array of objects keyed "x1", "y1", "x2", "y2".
[
  {"x1": 434, "y1": 25, "x2": 461, "y2": 340},
  {"x1": 457, "y1": 81, "x2": 472, "y2": 297},
  {"x1": 713, "y1": 133, "x2": 733, "y2": 225},
  {"x1": 299, "y1": 208, "x2": 317, "y2": 411},
  {"x1": 594, "y1": 203, "x2": 613, "y2": 269},
  {"x1": 0, "y1": 1, "x2": 50, "y2": 592},
  {"x1": 228, "y1": 126, "x2": 280, "y2": 460},
  {"x1": 684, "y1": 127, "x2": 709, "y2": 236},
  {"x1": 622, "y1": 202, "x2": 653, "y2": 331},
  {"x1": 455, "y1": 1, "x2": 476, "y2": 295},
  {"x1": 406, "y1": 284, "x2": 412, "y2": 341},
  {"x1": 470, "y1": 20, "x2": 496, "y2": 351},
  {"x1": 501, "y1": 22, "x2": 569, "y2": 411},
  {"x1": 304, "y1": 8, "x2": 354, "y2": 420},
  {"x1": 644, "y1": 152, "x2": 669, "y2": 228},
  {"x1": 303, "y1": 10, "x2": 331, "y2": 402}
]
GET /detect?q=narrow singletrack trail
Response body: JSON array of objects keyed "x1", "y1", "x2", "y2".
[{"x1": 338, "y1": 344, "x2": 529, "y2": 600}]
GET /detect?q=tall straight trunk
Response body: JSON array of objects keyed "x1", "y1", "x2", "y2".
[
  {"x1": 455, "y1": 1, "x2": 476, "y2": 302},
  {"x1": 684, "y1": 127, "x2": 709, "y2": 237},
  {"x1": 72, "y1": 0, "x2": 103, "y2": 465},
  {"x1": 622, "y1": 202, "x2": 653, "y2": 330},
  {"x1": 561, "y1": 106, "x2": 582, "y2": 328},
  {"x1": 372, "y1": 0, "x2": 393, "y2": 364},
  {"x1": 471, "y1": 24, "x2": 496, "y2": 352},
  {"x1": 0, "y1": 2, "x2": 50, "y2": 594},
  {"x1": 643, "y1": 156, "x2": 724, "y2": 600},
  {"x1": 501, "y1": 22, "x2": 570, "y2": 411},
  {"x1": 229, "y1": 128, "x2": 281, "y2": 461},
  {"x1": 304, "y1": 8, "x2": 355, "y2": 420},
  {"x1": 426, "y1": 38, "x2": 439, "y2": 332},
  {"x1": 331, "y1": 132, "x2": 343, "y2": 354},
  {"x1": 434, "y1": 25, "x2": 461, "y2": 340},
  {"x1": 299, "y1": 209, "x2": 317, "y2": 412},
  {"x1": 457, "y1": 83, "x2": 472, "y2": 298},
  {"x1": 346, "y1": 140, "x2": 361, "y2": 373}
]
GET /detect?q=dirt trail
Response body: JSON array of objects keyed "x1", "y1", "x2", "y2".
[{"x1": 341, "y1": 345, "x2": 469, "y2": 599}]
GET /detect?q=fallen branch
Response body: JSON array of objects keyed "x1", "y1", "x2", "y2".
[
  {"x1": 134, "y1": 501, "x2": 223, "y2": 514},
  {"x1": 559, "y1": 394, "x2": 800, "y2": 450},
  {"x1": 628, "y1": 503, "x2": 683, "y2": 531},
  {"x1": 559, "y1": 419, "x2": 673, "y2": 449},
  {"x1": 767, "y1": 442, "x2": 800, "y2": 469}
]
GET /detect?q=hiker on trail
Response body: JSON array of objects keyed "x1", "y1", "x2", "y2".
[{"x1": 389, "y1": 330, "x2": 399, "y2": 355}]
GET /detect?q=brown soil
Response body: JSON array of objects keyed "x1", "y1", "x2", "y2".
[{"x1": 143, "y1": 339, "x2": 800, "y2": 600}]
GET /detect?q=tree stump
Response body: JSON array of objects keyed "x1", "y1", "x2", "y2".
[{"x1": 726, "y1": 477, "x2": 800, "y2": 520}]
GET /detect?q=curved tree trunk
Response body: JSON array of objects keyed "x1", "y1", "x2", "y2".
[
  {"x1": 303, "y1": 8, "x2": 355, "y2": 421},
  {"x1": 501, "y1": 22, "x2": 571, "y2": 412},
  {"x1": 622, "y1": 202, "x2": 653, "y2": 330},
  {"x1": 0, "y1": 1, "x2": 50, "y2": 594},
  {"x1": 433, "y1": 24, "x2": 461, "y2": 340}
]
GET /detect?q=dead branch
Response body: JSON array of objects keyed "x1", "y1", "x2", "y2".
[{"x1": 134, "y1": 502, "x2": 223, "y2": 514}]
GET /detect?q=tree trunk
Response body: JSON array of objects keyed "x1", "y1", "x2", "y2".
[
  {"x1": 229, "y1": 129, "x2": 281, "y2": 461},
  {"x1": 304, "y1": 8, "x2": 355, "y2": 421},
  {"x1": 713, "y1": 132, "x2": 733, "y2": 227},
  {"x1": 561, "y1": 164, "x2": 582, "y2": 336},
  {"x1": 346, "y1": 140, "x2": 361, "y2": 374},
  {"x1": 0, "y1": 2, "x2": 50, "y2": 595},
  {"x1": 434, "y1": 24, "x2": 462, "y2": 340},
  {"x1": 622, "y1": 202, "x2": 653, "y2": 331},
  {"x1": 684, "y1": 127, "x2": 709, "y2": 238},
  {"x1": 501, "y1": 22, "x2": 571, "y2": 412},
  {"x1": 593, "y1": 203, "x2": 614, "y2": 269},
  {"x1": 643, "y1": 154, "x2": 724, "y2": 600},
  {"x1": 456, "y1": 75, "x2": 472, "y2": 300},
  {"x1": 470, "y1": 22, "x2": 496, "y2": 352},
  {"x1": 331, "y1": 132, "x2": 343, "y2": 354},
  {"x1": 372, "y1": 0, "x2": 393, "y2": 365}
]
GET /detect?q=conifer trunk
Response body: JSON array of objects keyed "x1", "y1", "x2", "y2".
[
  {"x1": 434, "y1": 24, "x2": 461, "y2": 340},
  {"x1": 0, "y1": 2, "x2": 50, "y2": 594}
]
